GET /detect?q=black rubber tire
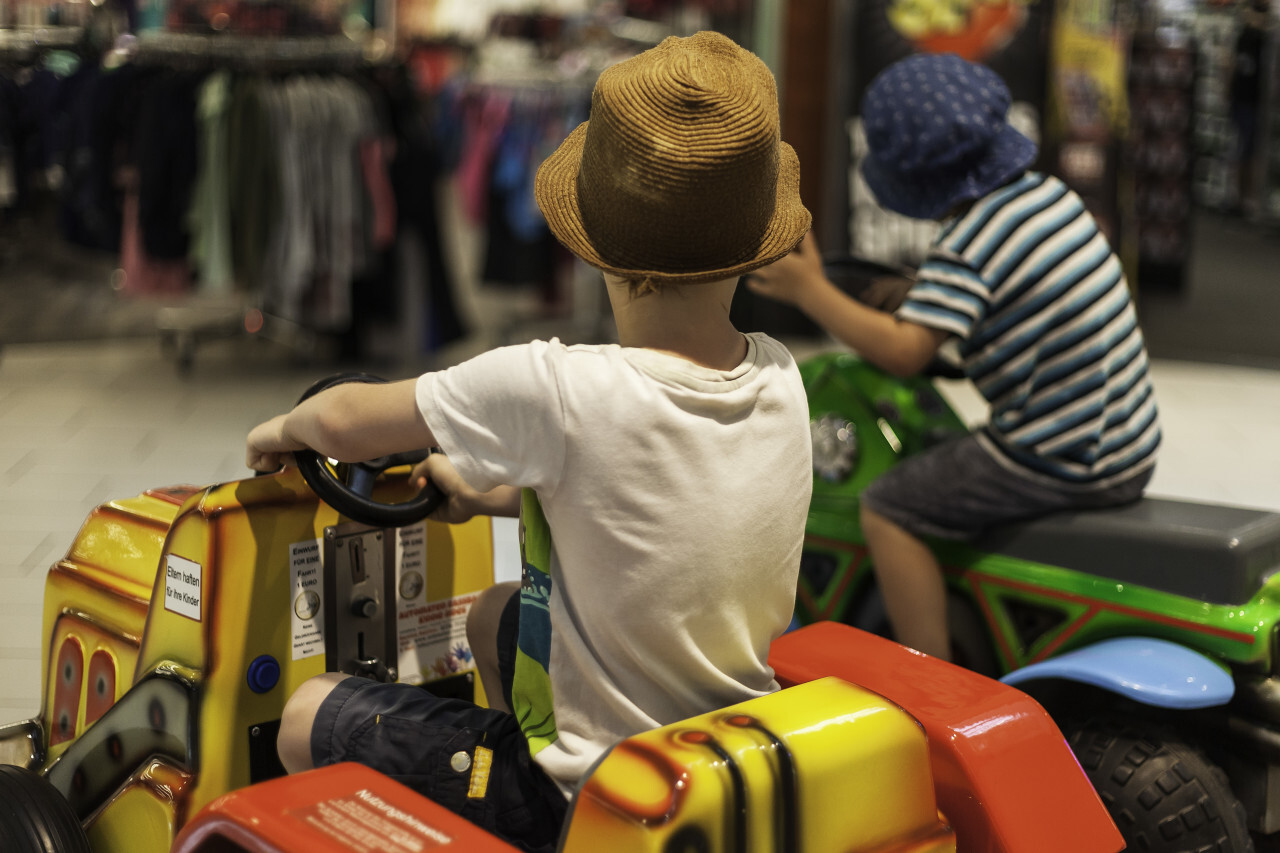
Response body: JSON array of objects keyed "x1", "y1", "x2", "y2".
[
  {"x1": 0, "y1": 764, "x2": 91, "y2": 853},
  {"x1": 1064, "y1": 717, "x2": 1254, "y2": 853}
]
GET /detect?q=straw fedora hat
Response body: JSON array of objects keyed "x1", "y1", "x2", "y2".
[{"x1": 534, "y1": 31, "x2": 811, "y2": 284}]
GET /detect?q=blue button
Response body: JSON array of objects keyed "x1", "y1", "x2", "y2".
[{"x1": 247, "y1": 655, "x2": 281, "y2": 694}]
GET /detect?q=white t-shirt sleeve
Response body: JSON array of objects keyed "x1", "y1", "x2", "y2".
[{"x1": 415, "y1": 341, "x2": 567, "y2": 495}]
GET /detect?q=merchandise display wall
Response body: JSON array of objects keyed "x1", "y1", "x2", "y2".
[
  {"x1": 817, "y1": 0, "x2": 1280, "y2": 367},
  {"x1": 844, "y1": 0, "x2": 1052, "y2": 267},
  {"x1": 5, "y1": 0, "x2": 1278, "y2": 363},
  {"x1": 1129, "y1": 30, "x2": 1196, "y2": 291},
  {"x1": 0, "y1": 25, "x2": 465, "y2": 365},
  {"x1": 0, "y1": 0, "x2": 760, "y2": 364}
]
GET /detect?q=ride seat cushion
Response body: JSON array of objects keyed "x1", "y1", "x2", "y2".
[
  {"x1": 863, "y1": 433, "x2": 1148, "y2": 540},
  {"x1": 977, "y1": 497, "x2": 1280, "y2": 605}
]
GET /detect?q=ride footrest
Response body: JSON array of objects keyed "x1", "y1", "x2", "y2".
[{"x1": 170, "y1": 762, "x2": 519, "y2": 853}]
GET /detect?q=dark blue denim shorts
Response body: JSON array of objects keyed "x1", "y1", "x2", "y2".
[{"x1": 311, "y1": 589, "x2": 565, "y2": 853}]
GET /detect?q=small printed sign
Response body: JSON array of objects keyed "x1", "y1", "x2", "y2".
[
  {"x1": 290, "y1": 538, "x2": 325, "y2": 661},
  {"x1": 395, "y1": 522, "x2": 476, "y2": 684},
  {"x1": 164, "y1": 554, "x2": 203, "y2": 621}
]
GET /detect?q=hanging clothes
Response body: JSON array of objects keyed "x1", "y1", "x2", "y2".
[
  {"x1": 449, "y1": 81, "x2": 588, "y2": 294},
  {"x1": 381, "y1": 64, "x2": 467, "y2": 351},
  {"x1": 256, "y1": 74, "x2": 382, "y2": 329},
  {"x1": 226, "y1": 73, "x2": 280, "y2": 294},
  {"x1": 4, "y1": 43, "x2": 464, "y2": 359},
  {"x1": 188, "y1": 69, "x2": 235, "y2": 295},
  {"x1": 0, "y1": 50, "x2": 82, "y2": 215},
  {"x1": 119, "y1": 168, "x2": 192, "y2": 297},
  {"x1": 0, "y1": 75, "x2": 20, "y2": 211},
  {"x1": 454, "y1": 89, "x2": 511, "y2": 226},
  {"x1": 134, "y1": 69, "x2": 202, "y2": 261},
  {"x1": 58, "y1": 62, "x2": 137, "y2": 251}
]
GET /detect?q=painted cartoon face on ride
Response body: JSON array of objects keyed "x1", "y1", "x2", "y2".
[{"x1": 887, "y1": 0, "x2": 1033, "y2": 62}]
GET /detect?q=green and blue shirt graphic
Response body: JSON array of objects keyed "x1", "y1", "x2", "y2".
[{"x1": 513, "y1": 488, "x2": 557, "y2": 755}]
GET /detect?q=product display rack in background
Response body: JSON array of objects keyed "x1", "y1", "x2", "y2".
[
  {"x1": 1128, "y1": 27, "x2": 1197, "y2": 292},
  {"x1": 1190, "y1": 4, "x2": 1240, "y2": 210},
  {"x1": 1260, "y1": 17, "x2": 1280, "y2": 221},
  {"x1": 840, "y1": 0, "x2": 1052, "y2": 269},
  {"x1": 1188, "y1": 0, "x2": 1279, "y2": 224}
]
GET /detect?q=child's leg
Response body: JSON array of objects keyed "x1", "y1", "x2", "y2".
[
  {"x1": 862, "y1": 505, "x2": 952, "y2": 660},
  {"x1": 861, "y1": 433, "x2": 1153, "y2": 663},
  {"x1": 858, "y1": 434, "x2": 1047, "y2": 662},
  {"x1": 467, "y1": 581, "x2": 520, "y2": 713},
  {"x1": 276, "y1": 670, "x2": 568, "y2": 852},
  {"x1": 277, "y1": 671, "x2": 352, "y2": 773}
]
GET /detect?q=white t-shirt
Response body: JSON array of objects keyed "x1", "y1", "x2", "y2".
[{"x1": 416, "y1": 332, "x2": 812, "y2": 792}]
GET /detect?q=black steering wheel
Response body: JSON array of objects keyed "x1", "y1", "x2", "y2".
[{"x1": 292, "y1": 373, "x2": 444, "y2": 527}]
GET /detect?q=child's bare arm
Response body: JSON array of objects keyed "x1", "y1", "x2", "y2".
[
  {"x1": 410, "y1": 454, "x2": 521, "y2": 523},
  {"x1": 748, "y1": 233, "x2": 948, "y2": 377},
  {"x1": 247, "y1": 379, "x2": 434, "y2": 472}
]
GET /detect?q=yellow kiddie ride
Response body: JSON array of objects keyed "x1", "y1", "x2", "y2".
[{"x1": 0, "y1": 376, "x2": 1123, "y2": 853}]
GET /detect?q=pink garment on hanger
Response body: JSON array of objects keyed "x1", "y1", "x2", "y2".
[
  {"x1": 119, "y1": 171, "x2": 192, "y2": 297},
  {"x1": 360, "y1": 136, "x2": 398, "y2": 251},
  {"x1": 455, "y1": 92, "x2": 511, "y2": 226}
]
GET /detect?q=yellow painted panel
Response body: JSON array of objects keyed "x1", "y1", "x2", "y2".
[
  {"x1": 85, "y1": 760, "x2": 189, "y2": 853},
  {"x1": 563, "y1": 677, "x2": 956, "y2": 853}
]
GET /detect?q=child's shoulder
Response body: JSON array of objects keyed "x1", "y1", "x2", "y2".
[
  {"x1": 973, "y1": 170, "x2": 1051, "y2": 210},
  {"x1": 941, "y1": 172, "x2": 1072, "y2": 246},
  {"x1": 499, "y1": 335, "x2": 799, "y2": 389}
]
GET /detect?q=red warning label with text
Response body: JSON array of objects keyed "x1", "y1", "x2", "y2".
[{"x1": 288, "y1": 788, "x2": 454, "y2": 851}]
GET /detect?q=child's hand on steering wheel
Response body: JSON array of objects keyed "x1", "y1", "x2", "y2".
[
  {"x1": 246, "y1": 414, "x2": 303, "y2": 473},
  {"x1": 412, "y1": 454, "x2": 521, "y2": 523}
]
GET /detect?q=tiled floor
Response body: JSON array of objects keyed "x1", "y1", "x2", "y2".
[{"x1": 3, "y1": 334, "x2": 1280, "y2": 727}]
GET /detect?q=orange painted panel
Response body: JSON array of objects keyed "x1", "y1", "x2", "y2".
[
  {"x1": 50, "y1": 636, "x2": 84, "y2": 746},
  {"x1": 85, "y1": 649, "x2": 118, "y2": 724}
]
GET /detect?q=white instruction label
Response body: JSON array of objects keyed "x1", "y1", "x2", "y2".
[
  {"x1": 164, "y1": 554, "x2": 203, "y2": 621},
  {"x1": 290, "y1": 538, "x2": 325, "y2": 661},
  {"x1": 394, "y1": 522, "x2": 477, "y2": 684}
]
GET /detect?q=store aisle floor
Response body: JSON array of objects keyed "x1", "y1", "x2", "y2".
[{"x1": 2, "y1": 337, "x2": 1279, "y2": 725}]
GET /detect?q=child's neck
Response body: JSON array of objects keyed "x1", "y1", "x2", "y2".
[{"x1": 606, "y1": 275, "x2": 748, "y2": 371}]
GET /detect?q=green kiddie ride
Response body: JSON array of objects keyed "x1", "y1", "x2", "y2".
[{"x1": 798, "y1": 345, "x2": 1280, "y2": 853}]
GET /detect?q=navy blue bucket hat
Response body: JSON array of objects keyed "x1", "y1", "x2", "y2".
[{"x1": 860, "y1": 53, "x2": 1038, "y2": 220}]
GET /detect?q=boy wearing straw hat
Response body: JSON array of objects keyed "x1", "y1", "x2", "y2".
[
  {"x1": 246, "y1": 31, "x2": 812, "y2": 853},
  {"x1": 748, "y1": 52, "x2": 1160, "y2": 662}
]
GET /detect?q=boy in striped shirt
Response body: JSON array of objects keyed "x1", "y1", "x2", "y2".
[{"x1": 748, "y1": 53, "x2": 1160, "y2": 661}]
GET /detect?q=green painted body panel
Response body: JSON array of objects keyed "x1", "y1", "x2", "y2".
[{"x1": 797, "y1": 352, "x2": 1278, "y2": 679}]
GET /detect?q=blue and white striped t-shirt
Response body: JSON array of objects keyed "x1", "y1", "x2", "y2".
[{"x1": 897, "y1": 172, "x2": 1160, "y2": 488}]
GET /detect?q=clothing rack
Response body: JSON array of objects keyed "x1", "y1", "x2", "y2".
[
  {"x1": 118, "y1": 32, "x2": 401, "y2": 373},
  {"x1": 0, "y1": 26, "x2": 84, "y2": 62},
  {"x1": 446, "y1": 66, "x2": 612, "y2": 348},
  {"x1": 467, "y1": 66, "x2": 594, "y2": 96},
  {"x1": 126, "y1": 31, "x2": 388, "y2": 71}
]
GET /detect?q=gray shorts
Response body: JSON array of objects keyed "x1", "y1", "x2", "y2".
[{"x1": 861, "y1": 433, "x2": 1152, "y2": 541}]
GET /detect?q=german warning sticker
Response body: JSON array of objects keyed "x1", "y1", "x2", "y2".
[{"x1": 164, "y1": 554, "x2": 202, "y2": 621}]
